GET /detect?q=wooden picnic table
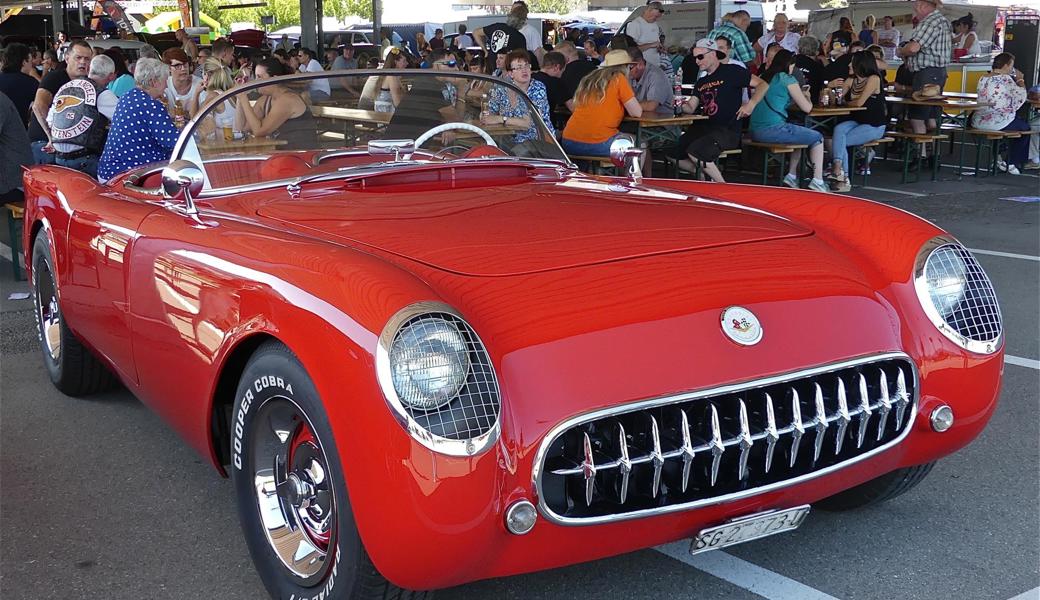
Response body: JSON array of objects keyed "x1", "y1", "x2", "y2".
[
  {"x1": 624, "y1": 112, "x2": 707, "y2": 147},
  {"x1": 800, "y1": 105, "x2": 866, "y2": 131},
  {"x1": 310, "y1": 105, "x2": 391, "y2": 123}
]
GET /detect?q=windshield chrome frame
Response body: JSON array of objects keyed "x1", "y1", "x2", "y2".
[{"x1": 171, "y1": 68, "x2": 575, "y2": 196}]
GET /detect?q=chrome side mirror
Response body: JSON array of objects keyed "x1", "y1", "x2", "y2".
[
  {"x1": 609, "y1": 138, "x2": 645, "y2": 186},
  {"x1": 368, "y1": 139, "x2": 415, "y2": 161},
  {"x1": 161, "y1": 160, "x2": 204, "y2": 216}
]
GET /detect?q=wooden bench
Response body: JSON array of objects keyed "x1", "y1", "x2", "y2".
[
  {"x1": 884, "y1": 131, "x2": 949, "y2": 183},
  {"x1": 5, "y1": 201, "x2": 25, "y2": 281},
  {"x1": 954, "y1": 129, "x2": 1025, "y2": 177},
  {"x1": 665, "y1": 148, "x2": 742, "y2": 180},
  {"x1": 744, "y1": 142, "x2": 809, "y2": 185},
  {"x1": 849, "y1": 137, "x2": 894, "y2": 187}
]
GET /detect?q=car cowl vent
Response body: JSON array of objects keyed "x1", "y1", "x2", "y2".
[{"x1": 536, "y1": 355, "x2": 917, "y2": 524}]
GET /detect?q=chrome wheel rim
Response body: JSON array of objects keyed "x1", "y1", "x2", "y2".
[
  {"x1": 35, "y1": 265, "x2": 61, "y2": 361},
  {"x1": 251, "y1": 397, "x2": 336, "y2": 583}
]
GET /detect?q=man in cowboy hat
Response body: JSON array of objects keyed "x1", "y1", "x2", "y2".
[{"x1": 897, "y1": 0, "x2": 951, "y2": 138}]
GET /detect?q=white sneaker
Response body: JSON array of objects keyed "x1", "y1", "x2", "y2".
[
  {"x1": 782, "y1": 173, "x2": 799, "y2": 188},
  {"x1": 808, "y1": 178, "x2": 829, "y2": 192},
  {"x1": 1007, "y1": 164, "x2": 1021, "y2": 175},
  {"x1": 996, "y1": 159, "x2": 1008, "y2": 172}
]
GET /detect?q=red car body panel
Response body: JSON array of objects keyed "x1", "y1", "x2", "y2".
[{"x1": 21, "y1": 164, "x2": 1002, "y2": 590}]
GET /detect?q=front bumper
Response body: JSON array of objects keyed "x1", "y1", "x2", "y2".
[{"x1": 350, "y1": 348, "x2": 1001, "y2": 591}]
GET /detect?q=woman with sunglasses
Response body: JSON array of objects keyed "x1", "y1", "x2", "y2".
[
  {"x1": 560, "y1": 50, "x2": 644, "y2": 164},
  {"x1": 482, "y1": 49, "x2": 554, "y2": 143},
  {"x1": 746, "y1": 48, "x2": 828, "y2": 191}
]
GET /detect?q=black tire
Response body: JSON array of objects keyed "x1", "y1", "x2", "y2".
[
  {"x1": 31, "y1": 232, "x2": 115, "y2": 396},
  {"x1": 230, "y1": 341, "x2": 430, "y2": 600},
  {"x1": 815, "y1": 462, "x2": 936, "y2": 511}
]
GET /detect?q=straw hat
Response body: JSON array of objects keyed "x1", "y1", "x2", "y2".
[
  {"x1": 600, "y1": 49, "x2": 636, "y2": 68},
  {"x1": 912, "y1": 83, "x2": 942, "y2": 101}
]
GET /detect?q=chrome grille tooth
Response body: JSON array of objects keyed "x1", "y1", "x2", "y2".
[
  {"x1": 679, "y1": 409, "x2": 696, "y2": 493},
  {"x1": 708, "y1": 405, "x2": 724, "y2": 487},
  {"x1": 812, "y1": 383, "x2": 828, "y2": 462},
  {"x1": 649, "y1": 415, "x2": 664, "y2": 498},
  {"x1": 764, "y1": 393, "x2": 779, "y2": 474},
  {"x1": 737, "y1": 399, "x2": 753, "y2": 480},
  {"x1": 617, "y1": 424, "x2": 631, "y2": 504},
  {"x1": 856, "y1": 373, "x2": 873, "y2": 448},
  {"x1": 789, "y1": 388, "x2": 804, "y2": 468},
  {"x1": 877, "y1": 371, "x2": 892, "y2": 441},
  {"x1": 895, "y1": 368, "x2": 911, "y2": 428},
  {"x1": 581, "y1": 432, "x2": 596, "y2": 507},
  {"x1": 834, "y1": 378, "x2": 850, "y2": 455}
]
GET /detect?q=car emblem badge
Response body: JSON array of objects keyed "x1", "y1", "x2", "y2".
[{"x1": 721, "y1": 306, "x2": 763, "y2": 346}]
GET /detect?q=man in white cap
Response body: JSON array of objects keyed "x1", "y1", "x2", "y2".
[{"x1": 672, "y1": 38, "x2": 761, "y2": 182}]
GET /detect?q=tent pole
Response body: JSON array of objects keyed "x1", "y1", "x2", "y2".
[
  {"x1": 191, "y1": 0, "x2": 200, "y2": 31},
  {"x1": 373, "y1": 0, "x2": 381, "y2": 49}
]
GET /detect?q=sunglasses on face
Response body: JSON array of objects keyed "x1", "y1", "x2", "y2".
[{"x1": 693, "y1": 53, "x2": 710, "y2": 61}]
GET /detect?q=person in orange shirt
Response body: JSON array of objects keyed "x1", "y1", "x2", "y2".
[{"x1": 561, "y1": 49, "x2": 645, "y2": 171}]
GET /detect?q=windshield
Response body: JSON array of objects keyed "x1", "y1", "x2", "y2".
[{"x1": 177, "y1": 69, "x2": 568, "y2": 191}]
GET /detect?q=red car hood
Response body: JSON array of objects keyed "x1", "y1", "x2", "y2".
[{"x1": 256, "y1": 180, "x2": 812, "y2": 276}]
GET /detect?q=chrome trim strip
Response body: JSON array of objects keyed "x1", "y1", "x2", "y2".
[
  {"x1": 856, "y1": 373, "x2": 872, "y2": 449},
  {"x1": 877, "y1": 372, "x2": 892, "y2": 441},
  {"x1": 789, "y1": 388, "x2": 804, "y2": 468},
  {"x1": 531, "y1": 352, "x2": 919, "y2": 526},
  {"x1": 834, "y1": 379, "x2": 850, "y2": 455},
  {"x1": 617, "y1": 423, "x2": 632, "y2": 503},
  {"x1": 374, "y1": 301, "x2": 501, "y2": 457},
  {"x1": 708, "y1": 405, "x2": 724, "y2": 487},
  {"x1": 913, "y1": 236, "x2": 1003, "y2": 355},
  {"x1": 678, "y1": 409, "x2": 695, "y2": 493},
  {"x1": 812, "y1": 383, "x2": 828, "y2": 463},
  {"x1": 763, "y1": 394, "x2": 778, "y2": 474}
]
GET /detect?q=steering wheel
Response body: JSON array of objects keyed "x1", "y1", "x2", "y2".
[{"x1": 414, "y1": 122, "x2": 498, "y2": 150}]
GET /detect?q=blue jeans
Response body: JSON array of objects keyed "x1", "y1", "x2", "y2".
[
  {"x1": 56, "y1": 155, "x2": 99, "y2": 178},
  {"x1": 1002, "y1": 117, "x2": 1030, "y2": 168},
  {"x1": 750, "y1": 123, "x2": 823, "y2": 148},
  {"x1": 561, "y1": 134, "x2": 624, "y2": 157},
  {"x1": 31, "y1": 141, "x2": 55, "y2": 165},
  {"x1": 832, "y1": 121, "x2": 886, "y2": 175}
]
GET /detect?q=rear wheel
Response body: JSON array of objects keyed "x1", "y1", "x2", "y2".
[
  {"x1": 816, "y1": 463, "x2": 936, "y2": 511},
  {"x1": 230, "y1": 341, "x2": 430, "y2": 599},
  {"x1": 31, "y1": 233, "x2": 114, "y2": 396}
]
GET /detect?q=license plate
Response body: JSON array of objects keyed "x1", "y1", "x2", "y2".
[{"x1": 690, "y1": 505, "x2": 811, "y2": 555}]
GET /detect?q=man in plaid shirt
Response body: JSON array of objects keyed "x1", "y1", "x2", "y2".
[
  {"x1": 898, "y1": 0, "x2": 952, "y2": 134},
  {"x1": 708, "y1": 10, "x2": 755, "y2": 64}
]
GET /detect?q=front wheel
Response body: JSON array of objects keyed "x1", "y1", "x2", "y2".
[
  {"x1": 31, "y1": 232, "x2": 114, "y2": 396},
  {"x1": 230, "y1": 341, "x2": 429, "y2": 599},
  {"x1": 815, "y1": 462, "x2": 936, "y2": 511}
]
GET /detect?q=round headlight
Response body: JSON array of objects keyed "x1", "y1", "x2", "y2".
[
  {"x1": 924, "y1": 248, "x2": 967, "y2": 317},
  {"x1": 914, "y1": 239, "x2": 1002, "y2": 354},
  {"x1": 389, "y1": 316, "x2": 471, "y2": 410}
]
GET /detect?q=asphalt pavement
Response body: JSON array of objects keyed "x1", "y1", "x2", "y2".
[{"x1": 1, "y1": 164, "x2": 1038, "y2": 600}]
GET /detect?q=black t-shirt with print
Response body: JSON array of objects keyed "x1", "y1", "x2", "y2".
[
  {"x1": 692, "y1": 63, "x2": 751, "y2": 130},
  {"x1": 794, "y1": 54, "x2": 825, "y2": 103},
  {"x1": 559, "y1": 59, "x2": 598, "y2": 103},
  {"x1": 28, "y1": 68, "x2": 71, "y2": 141},
  {"x1": 482, "y1": 23, "x2": 527, "y2": 53}
]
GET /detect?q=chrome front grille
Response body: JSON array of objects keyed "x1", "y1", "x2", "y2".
[{"x1": 535, "y1": 354, "x2": 917, "y2": 524}]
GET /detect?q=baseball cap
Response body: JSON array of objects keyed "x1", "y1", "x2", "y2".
[{"x1": 695, "y1": 39, "x2": 721, "y2": 52}]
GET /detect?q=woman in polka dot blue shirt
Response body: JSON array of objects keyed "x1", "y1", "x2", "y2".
[{"x1": 97, "y1": 58, "x2": 180, "y2": 182}]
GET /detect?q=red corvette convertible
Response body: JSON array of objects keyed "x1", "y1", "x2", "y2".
[{"x1": 22, "y1": 70, "x2": 1003, "y2": 599}]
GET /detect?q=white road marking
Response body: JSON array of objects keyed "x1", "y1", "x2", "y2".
[
  {"x1": 861, "y1": 186, "x2": 928, "y2": 197},
  {"x1": 1006, "y1": 355, "x2": 1040, "y2": 370},
  {"x1": 1008, "y1": 587, "x2": 1040, "y2": 600},
  {"x1": 968, "y1": 248, "x2": 1040, "y2": 262},
  {"x1": 655, "y1": 542, "x2": 841, "y2": 600}
]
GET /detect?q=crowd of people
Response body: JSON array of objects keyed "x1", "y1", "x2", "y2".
[{"x1": 2, "y1": 0, "x2": 1038, "y2": 201}]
